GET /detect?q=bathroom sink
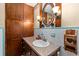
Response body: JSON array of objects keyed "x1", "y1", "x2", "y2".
[{"x1": 32, "y1": 40, "x2": 50, "y2": 47}]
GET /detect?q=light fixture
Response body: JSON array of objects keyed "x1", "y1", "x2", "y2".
[
  {"x1": 57, "y1": 10, "x2": 61, "y2": 16},
  {"x1": 37, "y1": 16, "x2": 40, "y2": 20},
  {"x1": 37, "y1": 16, "x2": 41, "y2": 22},
  {"x1": 52, "y1": 6, "x2": 59, "y2": 14}
]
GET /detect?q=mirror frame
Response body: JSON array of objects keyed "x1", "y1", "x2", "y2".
[
  {"x1": 41, "y1": 3, "x2": 54, "y2": 28},
  {"x1": 40, "y1": 3, "x2": 61, "y2": 28}
]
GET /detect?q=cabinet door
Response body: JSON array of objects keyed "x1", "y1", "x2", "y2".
[
  {"x1": 23, "y1": 4, "x2": 34, "y2": 37},
  {"x1": 5, "y1": 4, "x2": 11, "y2": 19},
  {"x1": 6, "y1": 3, "x2": 16, "y2": 19},
  {"x1": 6, "y1": 3, "x2": 24, "y2": 20},
  {"x1": 6, "y1": 19, "x2": 23, "y2": 39},
  {"x1": 6, "y1": 38, "x2": 22, "y2": 56},
  {"x1": 24, "y1": 4, "x2": 34, "y2": 20},
  {"x1": 5, "y1": 19, "x2": 23, "y2": 56},
  {"x1": 15, "y1": 3, "x2": 24, "y2": 20}
]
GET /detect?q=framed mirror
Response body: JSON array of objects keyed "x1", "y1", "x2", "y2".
[
  {"x1": 34, "y1": 3, "x2": 61, "y2": 28},
  {"x1": 40, "y1": 3, "x2": 62, "y2": 28}
]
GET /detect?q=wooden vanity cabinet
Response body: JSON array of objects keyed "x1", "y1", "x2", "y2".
[
  {"x1": 21, "y1": 39, "x2": 31, "y2": 55},
  {"x1": 21, "y1": 39, "x2": 38, "y2": 56}
]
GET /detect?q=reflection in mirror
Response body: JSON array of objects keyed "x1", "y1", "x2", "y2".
[{"x1": 41, "y1": 3, "x2": 61, "y2": 28}]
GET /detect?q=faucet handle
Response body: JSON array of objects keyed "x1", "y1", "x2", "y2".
[
  {"x1": 40, "y1": 33, "x2": 44, "y2": 35},
  {"x1": 36, "y1": 35, "x2": 41, "y2": 39},
  {"x1": 51, "y1": 33, "x2": 55, "y2": 38}
]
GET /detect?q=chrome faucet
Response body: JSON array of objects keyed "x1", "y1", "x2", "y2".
[
  {"x1": 51, "y1": 33, "x2": 55, "y2": 38},
  {"x1": 40, "y1": 33, "x2": 47, "y2": 42}
]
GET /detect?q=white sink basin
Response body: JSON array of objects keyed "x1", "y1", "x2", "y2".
[{"x1": 33, "y1": 40, "x2": 50, "y2": 47}]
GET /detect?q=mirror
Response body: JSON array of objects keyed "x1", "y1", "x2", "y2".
[{"x1": 40, "y1": 3, "x2": 61, "y2": 28}]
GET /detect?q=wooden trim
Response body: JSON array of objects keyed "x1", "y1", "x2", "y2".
[{"x1": 39, "y1": 3, "x2": 42, "y2": 28}]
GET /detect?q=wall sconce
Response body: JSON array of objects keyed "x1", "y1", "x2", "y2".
[
  {"x1": 52, "y1": 6, "x2": 59, "y2": 14},
  {"x1": 37, "y1": 16, "x2": 40, "y2": 22},
  {"x1": 52, "y1": 6, "x2": 61, "y2": 19}
]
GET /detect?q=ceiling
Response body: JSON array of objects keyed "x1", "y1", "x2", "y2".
[{"x1": 25, "y1": 3, "x2": 37, "y2": 7}]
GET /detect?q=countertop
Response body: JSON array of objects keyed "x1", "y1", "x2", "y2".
[{"x1": 23, "y1": 36, "x2": 61, "y2": 56}]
